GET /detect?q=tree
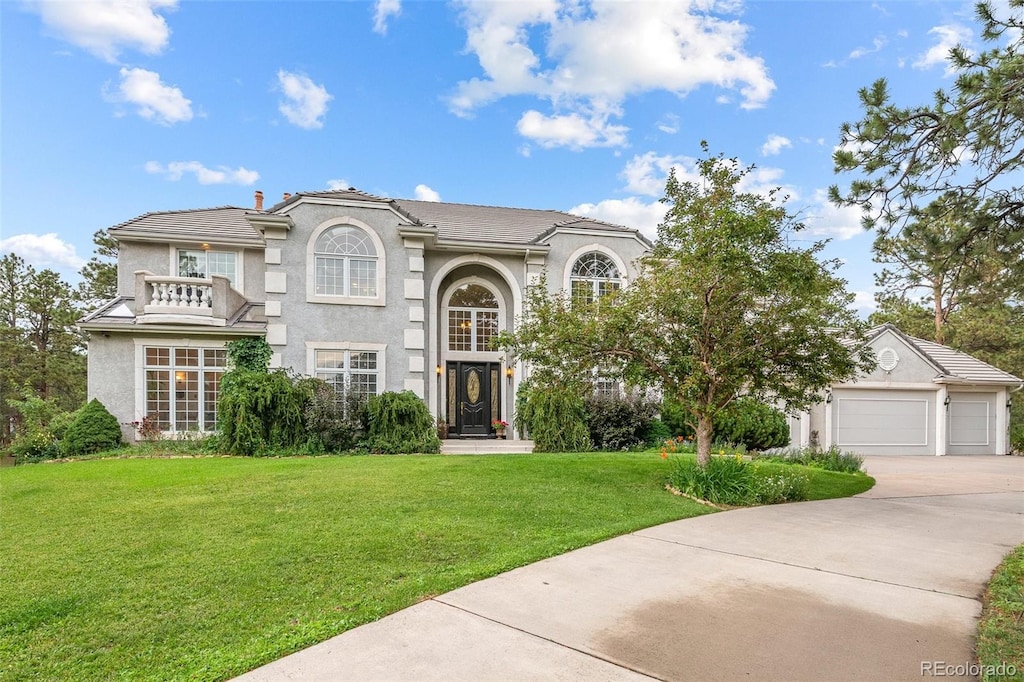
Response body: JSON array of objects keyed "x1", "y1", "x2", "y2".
[
  {"x1": 831, "y1": 1, "x2": 1024, "y2": 250},
  {"x1": 502, "y1": 147, "x2": 873, "y2": 465},
  {"x1": 78, "y1": 229, "x2": 118, "y2": 307}
]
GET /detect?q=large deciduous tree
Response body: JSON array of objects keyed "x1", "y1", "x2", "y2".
[
  {"x1": 830, "y1": 0, "x2": 1024, "y2": 250},
  {"x1": 502, "y1": 147, "x2": 873, "y2": 465}
]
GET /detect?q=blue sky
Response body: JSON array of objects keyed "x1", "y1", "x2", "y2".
[{"x1": 0, "y1": 0, "x2": 1002, "y2": 313}]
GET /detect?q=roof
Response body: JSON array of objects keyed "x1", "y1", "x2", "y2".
[
  {"x1": 867, "y1": 323, "x2": 1022, "y2": 386},
  {"x1": 108, "y1": 207, "x2": 264, "y2": 246},
  {"x1": 78, "y1": 297, "x2": 267, "y2": 334},
  {"x1": 266, "y1": 189, "x2": 648, "y2": 246}
]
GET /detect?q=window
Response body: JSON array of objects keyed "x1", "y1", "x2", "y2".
[
  {"x1": 178, "y1": 249, "x2": 237, "y2": 286},
  {"x1": 315, "y1": 349, "x2": 380, "y2": 398},
  {"x1": 314, "y1": 226, "x2": 378, "y2": 297},
  {"x1": 570, "y1": 252, "x2": 621, "y2": 305},
  {"x1": 144, "y1": 346, "x2": 225, "y2": 432},
  {"x1": 447, "y1": 283, "x2": 499, "y2": 352}
]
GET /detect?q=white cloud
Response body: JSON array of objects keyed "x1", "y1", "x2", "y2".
[
  {"x1": 277, "y1": 70, "x2": 332, "y2": 130},
  {"x1": 851, "y1": 290, "x2": 877, "y2": 313},
  {"x1": 848, "y1": 36, "x2": 887, "y2": 60},
  {"x1": 621, "y1": 152, "x2": 701, "y2": 196},
  {"x1": 913, "y1": 24, "x2": 973, "y2": 74},
  {"x1": 326, "y1": 178, "x2": 350, "y2": 190},
  {"x1": 372, "y1": 0, "x2": 401, "y2": 35},
  {"x1": 800, "y1": 189, "x2": 866, "y2": 240},
  {"x1": 145, "y1": 161, "x2": 259, "y2": 185},
  {"x1": 109, "y1": 67, "x2": 192, "y2": 125},
  {"x1": 656, "y1": 113, "x2": 680, "y2": 135},
  {"x1": 28, "y1": 0, "x2": 176, "y2": 63},
  {"x1": 0, "y1": 233, "x2": 85, "y2": 269},
  {"x1": 760, "y1": 134, "x2": 792, "y2": 157},
  {"x1": 413, "y1": 184, "x2": 441, "y2": 201},
  {"x1": 449, "y1": 0, "x2": 774, "y2": 149},
  {"x1": 516, "y1": 108, "x2": 628, "y2": 149},
  {"x1": 569, "y1": 197, "x2": 667, "y2": 239}
]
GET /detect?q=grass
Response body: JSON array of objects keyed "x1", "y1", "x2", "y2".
[
  {"x1": 0, "y1": 451, "x2": 873, "y2": 681},
  {"x1": 976, "y1": 544, "x2": 1024, "y2": 681}
]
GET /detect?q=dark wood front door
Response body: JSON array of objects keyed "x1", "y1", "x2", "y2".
[{"x1": 450, "y1": 362, "x2": 498, "y2": 436}]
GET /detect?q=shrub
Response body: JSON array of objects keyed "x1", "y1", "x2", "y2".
[
  {"x1": 750, "y1": 464, "x2": 810, "y2": 504},
  {"x1": 6, "y1": 389, "x2": 76, "y2": 462},
  {"x1": 515, "y1": 381, "x2": 591, "y2": 452},
  {"x1": 304, "y1": 379, "x2": 368, "y2": 453},
  {"x1": 669, "y1": 455, "x2": 810, "y2": 505},
  {"x1": 755, "y1": 445, "x2": 864, "y2": 473},
  {"x1": 217, "y1": 369, "x2": 312, "y2": 455},
  {"x1": 225, "y1": 337, "x2": 272, "y2": 372},
  {"x1": 661, "y1": 397, "x2": 790, "y2": 451},
  {"x1": 63, "y1": 399, "x2": 123, "y2": 456},
  {"x1": 365, "y1": 391, "x2": 440, "y2": 454},
  {"x1": 644, "y1": 418, "x2": 672, "y2": 447},
  {"x1": 584, "y1": 392, "x2": 658, "y2": 451}
]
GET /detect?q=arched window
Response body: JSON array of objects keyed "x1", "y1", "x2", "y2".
[
  {"x1": 570, "y1": 252, "x2": 621, "y2": 305},
  {"x1": 448, "y1": 283, "x2": 499, "y2": 352},
  {"x1": 314, "y1": 226, "x2": 378, "y2": 297}
]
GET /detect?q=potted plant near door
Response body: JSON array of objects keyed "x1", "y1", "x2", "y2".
[{"x1": 492, "y1": 419, "x2": 509, "y2": 439}]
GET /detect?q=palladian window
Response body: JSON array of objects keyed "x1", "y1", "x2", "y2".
[
  {"x1": 571, "y1": 252, "x2": 621, "y2": 305},
  {"x1": 448, "y1": 284, "x2": 499, "y2": 352},
  {"x1": 314, "y1": 226, "x2": 378, "y2": 297}
]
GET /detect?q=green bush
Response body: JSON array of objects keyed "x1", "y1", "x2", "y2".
[
  {"x1": 365, "y1": 391, "x2": 440, "y2": 454},
  {"x1": 644, "y1": 418, "x2": 672, "y2": 446},
  {"x1": 7, "y1": 389, "x2": 77, "y2": 462},
  {"x1": 669, "y1": 455, "x2": 810, "y2": 505},
  {"x1": 755, "y1": 445, "x2": 864, "y2": 473},
  {"x1": 750, "y1": 464, "x2": 811, "y2": 504},
  {"x1": 516, "y1": 381, "x2": 591, "y2": 452},
  {"x1": 217, "y1": 369, "x2": 313, "y2": 455},
  {"x1": 661, "y1": 397, "x2": 790, "y2": 451},
  {"x1": 304, "y1": 379, "x2": 368, "y2": 453},
  {"x1": 62, "y1": 399, "x2": 123, "y2": 456},
  {"x1": 584, "y1": 392, "x2": 658, "y2": 451},
  {"x1": 225, "y1": 337, "x2": 272, "y2": 372}
]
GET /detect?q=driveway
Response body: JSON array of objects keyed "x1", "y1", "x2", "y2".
[{"x1": 238, "y1": 456, "x2": 1024, "y2": 681}]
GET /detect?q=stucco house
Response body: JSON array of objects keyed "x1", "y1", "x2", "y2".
[
  {"x1": 789, "y1": 324, "x2": 1022, "y2": 456},
  {"x1": 79, "y1": 188, "x2": 651, "y2": 441}
]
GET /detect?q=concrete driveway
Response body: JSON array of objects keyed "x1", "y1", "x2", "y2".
[{"x1": 238, "y1": 456, "x2": 1024, "y2": 681}]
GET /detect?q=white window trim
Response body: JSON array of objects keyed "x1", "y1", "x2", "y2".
[
  {"x1": 562, "y1": 244, "x2": 629, "y2": 297},
  {"x1": 168, "y1": 245, "x2": 244, "y2": 295},
  {"x1": 133, "y1": 338, "x2": 227, "y2": 438},
  {"x1": 305, "y1": 341, "x2": 387, "y2": 394},
  {"x1": 306, "y1": 217, "x2": 387, "y2": 306},
  {"x1": 441, "y1": 276, "x2": 506, "y2": 361}
]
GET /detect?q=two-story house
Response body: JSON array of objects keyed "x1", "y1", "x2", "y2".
[{"x1": 79, "y1": 188, "x2": 652, "y2": 441}]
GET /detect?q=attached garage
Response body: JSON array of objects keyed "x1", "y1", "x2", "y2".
[{"x1": 797, "y1": 324, "x2": 1022, "y2": 456}]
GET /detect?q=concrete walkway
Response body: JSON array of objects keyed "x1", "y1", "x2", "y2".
[{"x1": 238, "y1": 456, "x2": 1024, "y2": 681}]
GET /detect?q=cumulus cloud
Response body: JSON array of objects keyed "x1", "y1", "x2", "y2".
[
  {"x1": 569, "y1": 197, "x2": 667, "y2": 239},
  {"x1": 760, "y1": 134, "x2": 792, "y2": 157},
  {"x1": 28, "y1": 0, "x2": 176, "y2": 62},
  {"x1": 516, "y1": 109, "x2": 628, "y2": 149},
  {"x1": 851, "y1": 290, "x2": 878, "y2": 313},
  {"x1": 621, "y1": 152, "x2": 701, "y2": 196},
  {"x1": 372, "y1": 0, "x2": 401, "y2": 34},
  {"x1": 277, "y1": 70, "x2": 332, "y2": 129},
  {"x1": 0, "y1": 233, "x2": 85, "y2": 269},
  {"x1": 326, "y1": 178, "x2": 350, "y2": 190},
  {"x1": 413, "y1": 184, "x2": 441, "y2": 201},
  {"x1": 448, "y1": 0, "x2": 774, "y2": 149},
  {"x1": 799, "y1": 189, "x2": 866, "y2": 240},
  {"x1": 145, "y1": 161, "x2": 259, "y2": 185},
  {"x1": 914, "y1": 24, "x2": 973, "y2": 73},
  {"x1": 109, "y1": 67, "x2": 192, "y2": 125}
]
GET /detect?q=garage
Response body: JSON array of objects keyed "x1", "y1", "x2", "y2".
[{"x1": 799, "y1": 324, "x2": 1021, "y2": 456}]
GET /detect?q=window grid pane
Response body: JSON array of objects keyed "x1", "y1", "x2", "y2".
[
  {"x1": 476, "y1": 311, "x2": 498, "y2": 352},
  {"x1": 175, "y1": 370, "x2": 199, "y2": 431},
  {"x1": 203, "y1": 371, "x2": 222, "y2": 429},
  {"x1": 178, "y1": 250, "x2": 205, "y2": 278},
  {"x1": 146, "y1": 370, "x2": 170, "y2": 429},
  {"x1": 315, "y1": 256, "x2": 346, "y2": 296},
  {"x1": 448, "y1": 310, "x2": 472, "y2": 351},
  {"x1": 204, "y1": 349, "x2": 226, "y2": 368},
  {"x1": 146, "y1": 347, "x2": 170, "y2": 367},
  {"x1": 207, "y1": 252, "x2": 237, "y2": 285},
  {"x1": 175, "y1": 348, "x2": 200, "y2": 367},
  {"x1": 349, "y1": 259, "x2": 377, "y2": 297}
]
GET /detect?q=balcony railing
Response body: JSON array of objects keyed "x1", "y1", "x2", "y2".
[{"x1": 134, "y1": 271, "x2": 247, "y2": 326}]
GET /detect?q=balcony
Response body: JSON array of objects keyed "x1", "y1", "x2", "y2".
[{"x1": 133, "y1": 271, "x2": 248, "y2": 326}]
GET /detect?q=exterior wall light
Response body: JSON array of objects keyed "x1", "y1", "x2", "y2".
[
  {"x1": 435, "y1": 364, "x2": 442, "y2": 376},
  {"x1": 825, "y1": 391, "x2": 832, "y2": 404},
  {"x1": 505, "y1": 367, "x2": 514, "y2": 382},
  {"x1": 944, "y1": 395, "x2": 951, "y2": 407}
]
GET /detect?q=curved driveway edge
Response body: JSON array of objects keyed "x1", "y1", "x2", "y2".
[{"x1": 237, "y1": 456, "x2": 1024, "y2": 681}]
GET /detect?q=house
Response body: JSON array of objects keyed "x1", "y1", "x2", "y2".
[
  {"x1": 79, "y1": 189, "x2": 651, "y2": 441},
  {"x1": 789, "y1": 323, "x2": 1022, "y2": 455}
]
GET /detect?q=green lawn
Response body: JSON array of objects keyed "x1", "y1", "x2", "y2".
[
  {"x1": 0, "y1": 452, "x2": 872, "y2": 681},
  {"x1": 977, "y1": 543, "x2": 1024, "y2": 681}
]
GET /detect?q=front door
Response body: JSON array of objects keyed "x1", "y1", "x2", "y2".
[{"x1": 450, "y1": 361, "x2": 498, "y2": 436}]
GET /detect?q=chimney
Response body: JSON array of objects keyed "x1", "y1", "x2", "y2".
[
  {"x1": 283, "y1": 192, "x2": 292, "y2": 201},
  {"x1": 254, "y1": 190, "x2": 264, "y2": 211}
]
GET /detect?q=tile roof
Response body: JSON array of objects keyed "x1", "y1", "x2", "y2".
[
  {"x1": 868, "y1": 323, "x2": 1022, "y2": 386},
  {"x1": 108, "y1": 207, "x2": 264, "y2": 245},
  {"x1": 78, "y1": 297, "x2": 267, "y2": 331}
]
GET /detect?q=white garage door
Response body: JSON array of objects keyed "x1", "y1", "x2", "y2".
[
  {"x1": 833, "y1": 389, "x2": 935, "y2": 455},
  {"x1": 947, "y1": 392, "x2": 997, "y2": 455}
]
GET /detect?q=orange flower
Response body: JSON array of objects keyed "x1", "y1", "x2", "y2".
[{"x1": 660, "y1": 449, "x2": 668, "y2": 459}]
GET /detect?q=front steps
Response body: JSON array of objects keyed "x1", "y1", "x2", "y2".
[{"x1": 441, "y1": 439, "x2": 535, "y2": 455}]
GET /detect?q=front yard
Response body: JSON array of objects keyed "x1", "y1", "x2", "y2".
[{"x1": 0, "y1": 452, "x2": 871, "y2": 680}]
